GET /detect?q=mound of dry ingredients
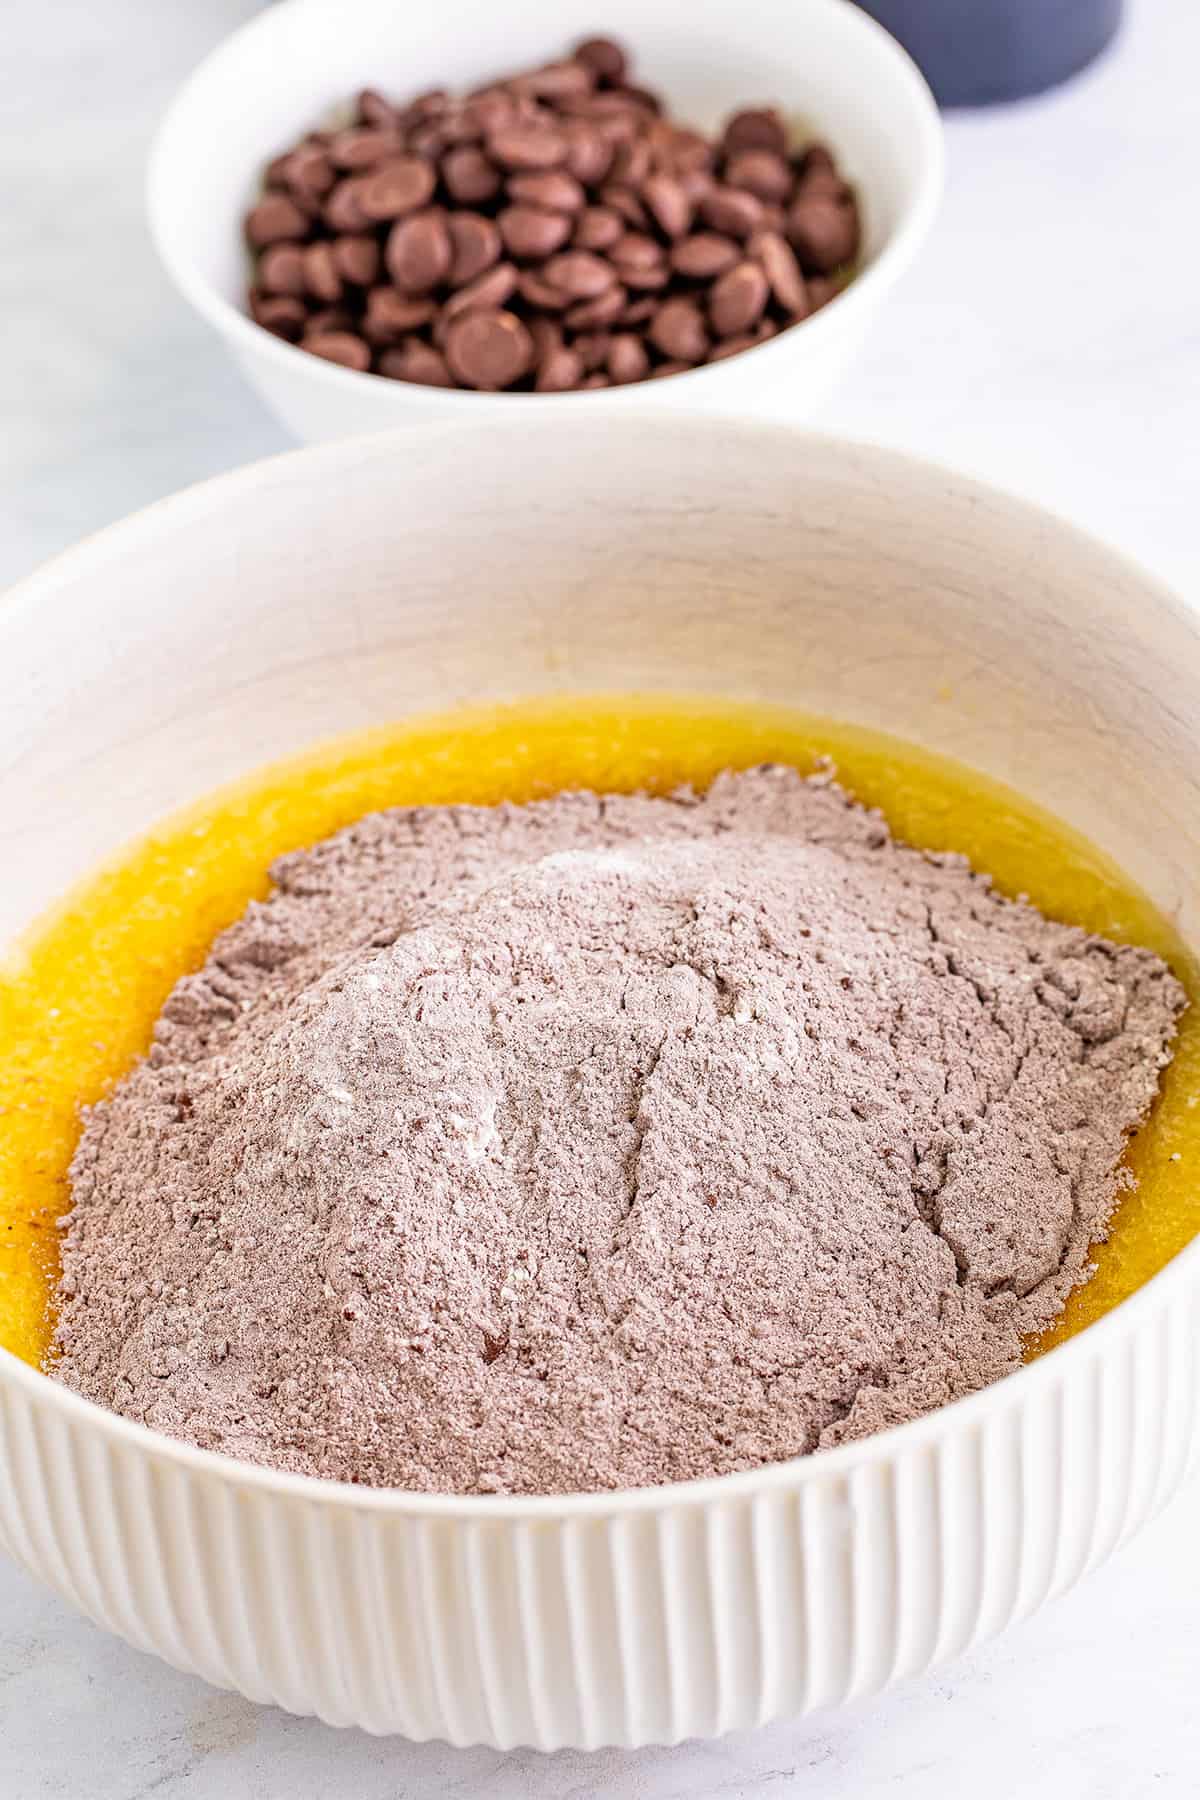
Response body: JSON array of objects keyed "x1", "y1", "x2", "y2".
[{"x1": 53, "y1": 767, "x2": 1184, "y2": 1494}]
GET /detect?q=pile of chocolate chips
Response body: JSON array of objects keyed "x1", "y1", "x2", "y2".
[{"x1": 244, "y1": 35, "x2": 860, "y2": 393}]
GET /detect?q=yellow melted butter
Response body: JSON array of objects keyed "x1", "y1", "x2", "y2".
[{"x1": 2, "y1": 694, "x2": 1199, "y2": 1370}]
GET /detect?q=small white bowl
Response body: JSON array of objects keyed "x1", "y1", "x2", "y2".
[
  {"x1": 147, "y1": 0, "x2": 942, "y2": 441},
  {"x1": 3, "y1": 418, "x2": 1199, "y2": 1748}
]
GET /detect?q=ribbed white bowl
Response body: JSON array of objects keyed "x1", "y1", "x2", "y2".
[{"x1": 2, "y1": 419, "x2": 1198, "y2": 1746}]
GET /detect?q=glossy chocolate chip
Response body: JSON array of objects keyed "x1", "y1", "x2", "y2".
[
  {"x1": 535, "y1": 344, "x2": 585, "y2": 391},
  {"x1": 257, "y1": 243, "x2": 307, "y2": 296},
  {"x1": 508, "y1": 170, "x2": 587, "y2": 212},
  {"x1": 724, "y1": 149, "x2": 793, "y2": 204},
  {"x1": 699, "y1": 185, "x2": 765, "y2": 239},
  {"x1": 641, "y1": 171, "x2": 692, "y2": 239},
  {"x1": 786, "y1": 196, "x2": 859, "y2": 273},
  {"x1": 487, "y1": 125, "x2": 568, "y2": 171},
  {"x1": 749, "y1": 228, "x2": 809, "y2": 316},
  {"x1": 363, "y1": 288, "x2": 437, "y2": 345},
  {"x1": 385, "y1": 209, "x2": 452, "y2": 293},
  {"x1": 722, "y1": 108, "x2": 788, "y2": 156},
  {"x1": 332, "y1": 234, "x2": 382, "y2": 287},
  {"x1": 498, "y1": 204, "x2": 573, "y2": 259},
  {"x1": 573, "y1": 36, "x2": 628, "y2": 83},
  {"x1": 647, "y1": 296, "x2": 709, "y2": 362},
  {"x1": 300, "y1": 329, "x2": 371, "y2": 370},
  {"x1": 542, "y1": 250, "x2": 619, "y2": 297},
  {"x1": 708, "y1": 259, "x2": 769, "y2": 335},
  {"x1": 302, "y1": 241, "x2": 342, "y2": 303},
  {"x1": 573, "y1": 204, "x2": 624, "y2": 250},
  {"x1": 378, "y1": 340, "x2": 455, "y2": 386},
  {"x1": 245, "y1": 194, "x2": 310, "y2": 247},
  {"x1": 358, "y1": 156, "x2": 437, "y2": 222},
  {"x1": 444, "y1": 308, "x2": 534, "y2": 388},
  {"x1": 442, "y1": 262, "x2": 520, "y2": 319},
  {"x1": 442, "y1": 146, "x2": 502, "y2": 205},
  {"x1": 249, "y1": 292, "x2": 308, "y2": 339},
  {"x1": 669, "y1": 232, "x2": 740, "y2": 279},
  {"x1": 447, "y1": 212, "x2": 502, "y2": 286}
]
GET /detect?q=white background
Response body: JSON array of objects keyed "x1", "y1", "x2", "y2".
[{"x1": 3, "y1": 1, "x2": 1199, "y2": 1793}]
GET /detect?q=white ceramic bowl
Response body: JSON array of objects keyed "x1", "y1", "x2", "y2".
[
  {"x1": 147, "y1": 0, "x2": 942, "y2": 441},
  {"x1": 2, "y1": 419, "x2": 1199, "y2": 1748}
]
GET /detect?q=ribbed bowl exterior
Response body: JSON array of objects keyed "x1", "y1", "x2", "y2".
[
  {"x1": 5, "y1": 419, "x2": 1200, "y2": 1746},
  {"x1": 0, "y1": 1272, "x2": 1194, "y2": 1747}
]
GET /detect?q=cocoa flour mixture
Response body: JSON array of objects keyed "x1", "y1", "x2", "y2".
[{"x1": 53, "y1": 767, "x2": 1184, "y2": 1493}]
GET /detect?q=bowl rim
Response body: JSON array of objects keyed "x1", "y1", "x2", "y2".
[
  {"x1": 145, "y1": 0, "x2": 944, "y2": 410},
  {"x1": 4, "y1": 415, "x2": 1198, "y2": 1521}
]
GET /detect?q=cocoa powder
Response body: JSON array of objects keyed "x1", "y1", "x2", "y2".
[{"x1": 52, "y1": 767, "x2": 1184, "y2": 1493}]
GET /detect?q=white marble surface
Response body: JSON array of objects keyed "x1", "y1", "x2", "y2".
[{"x1": 3, "y1": 1, "x2": 1200, "y2": 1793}]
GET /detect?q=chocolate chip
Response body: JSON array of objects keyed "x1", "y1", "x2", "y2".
[
  {"x1": 358, "y1": 156, "x2": 437, "y2": 222},
  {"x1": 357, "y1": 89, "x2": 400, "y2": 129},
  {"x1": 573, "y1": 36, "x2": 628, "y2": 84},
  {"x1": 447, "y1": 212, "x2": 502, "y2": 287},
  {"x1": 579, "y1": 371, "x2": 611, "y2": 388},
  {"x1": 249, "y1": 292, "x2": 307, "y2": 340},
  {"x1": 443, "y1": 262, "x2": 519, "y2": 319},
  {"x1": 444, "y1": 308, "x2": 534, "y2": 389},
  {"x1": 641, "y1": 171, "x2": 692, "y2": 239},
  {"x1": 572, "y1": 330, "x2": 612, "y2": 371},
  {"x1": 300, "y1": 330, "x2": 371, "y2": 370},
  {"x1": 498, "y1": 204, "x2": 573, "y2": 260},
  {"x1": 258, "y1": 243, "x2": 307, "y2": 296},
  {"x1": 302, "y1": 241, "x2": 342, "y2": 303},
  {"x1": 620, "y1": 295, "x2": 658, "y2": 325},
  {"x1": 323, "y1": 179, "x2": 372, "y2": 233},
  {"x1": 648, "y1": 296, "x2": 709, "y2": 362},
  {"x1": 442, "y1": 146, "x2": 502, "y2": 205},
  {"x1": 699, "y1": 185, "x2": 765, "y2": 239},
  {"x1": 507, "y1": 170, "x2": 587, "y2": 212},
  {"x1": 564, "y1": 286, "x2": 627, "y2": 329},
  {"x1": 535, "y1": 344, "x2": 585, "y2": 391},
  {"x1": 487, "y1": 125, "x2": 568, "y2": 172},
  {"x1": 649, "y1": 358, "x2": 691, "y2": 378},
  {"x1": 722, "y1": 108, "x2": 788, "y2": 156},
  {"x1": 610, "y1": 136, "x2": 652, "y2": 187},
  {"x1": 329, "y1": 128, "x2": 406, "y2": 170},
  {"x1": 279, "y1": 145, "x2": 335, "y2": 200},
  {"x1": 305, "y1": 305, "x2": 354, "y2": 335},
  {"x1": 786, "y1": 196, "x2": 859, "y2": 273},
  {"x1": 669, "y1": 232, "x2": 739, "y2": 279},
  {"x1": 332, "y1": 234, "x2": 382, "y2": 287},
  {"x1": 607, "y1": 333, "x2": 650, "y2": 384},
  {"x1": 518, "y1": 61, "x2": 595, "y2": 100},
  {"x1": 708, "y1": 259, "x2": 769, "y2": 336},
  {"x1": 610, "y1": 231, "x2": 662, "y2": 271},
  {"x1": 749, "y1": 229, "x2": 809, "y2": 316},
  {"x1": 563, "y1": 121, "x2": 613, "y2": 186},
  {"x1": 363, "y1": 288, "x2": 436, "y2": 345},
  {"x1": 724, "y1": 149, "x2": 793, "y2": 204},
  {"x1": 517, "y1": 269, "x2": 571, "y2": 311},
  {"x1": 541, "y1": 250, "x2": 619, "y2": 297},
  {"x1": 378, "y1": 339, "x2": 455, "y2": 386},
  {"x1": 599, "y1": 184, "x2": 649, "y2": 229},
  {"x1": 573, "y1": 205, "x2": 623, "y2": 250},
  {"x1": 245, "y1": 194, "x2": 310, "y2": 247},
  {"x1": 385, "y1": 209, "x2": 452, "y2": 293}
]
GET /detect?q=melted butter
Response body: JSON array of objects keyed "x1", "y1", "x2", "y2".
[{"x1": 2, "y1": 694, "x2": 1197, "y2": 1370}]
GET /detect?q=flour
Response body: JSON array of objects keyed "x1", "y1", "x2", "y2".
[{"x1": 52, "y1": 767, "x2": 1185, "y2": 1493}]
